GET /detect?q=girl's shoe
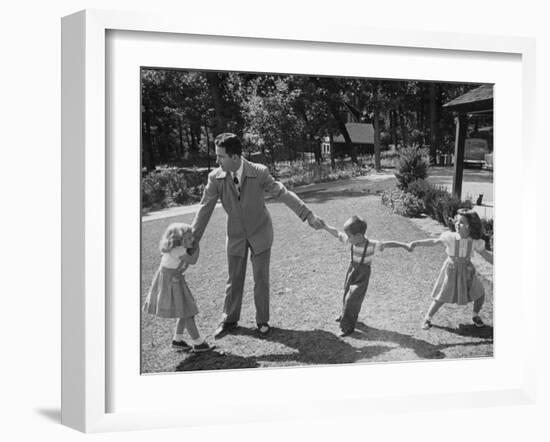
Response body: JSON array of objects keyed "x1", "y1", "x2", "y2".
[
  {"x1": 472, "y1": 316, "x2": 485, "y2": 328},
  {"x1": 421, "y1": 319, "x2": 432, "y2": 330},
  {"x1": 191, "y1": 342, "x2": 214, "y2": 353},
  {"x1": 172, "y1": 340, "x2": 191, "y2": 351}
]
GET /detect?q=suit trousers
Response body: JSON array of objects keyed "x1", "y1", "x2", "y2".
[{"x1": 222, "y1": 244, "x2": 271, "y2": 325}]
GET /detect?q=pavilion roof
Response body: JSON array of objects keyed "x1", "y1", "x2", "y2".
[{"x1": 443, "y1": 84, "x2": 493, "y2": 114}]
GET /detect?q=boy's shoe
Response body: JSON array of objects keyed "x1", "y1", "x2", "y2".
[
  {"x1": 257, "y1": 323, "x2": 271, "y2": 335},
  {"x1": 472, "y1": 316, "x2": 485, "y2": 328},
  {"x1": 421, "y1": 319, "x2": 432, "y2": 330},
  {"x1": 171, "y1": 340, "x2": 191, "y2": 351},
  {"x1": 191, "y1": 342, "x2": 214, "y2": 353},
  {"x1": 339, "y1": 329, "x2": 354, "y2": 337},
  {"x1": 213, "y1": 321, "x2": 238, "y2": 339}
]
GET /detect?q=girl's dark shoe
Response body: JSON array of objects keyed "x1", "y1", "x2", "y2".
[
  {"x1": 172, "y1": 340, "x2": 191, "y2": 351},
  {"x1": 191, "y1": 342, "x2": 214, "y2": 353},
  {"x1": 472, "y1": 316, "x2": 485, "y2": 328}
]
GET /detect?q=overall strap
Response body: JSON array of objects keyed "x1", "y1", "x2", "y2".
[
  {"x1": 466, "y1": 239, "x2": 473, "y2": 257},
  {"x1": 453, "y1": 238, "x2": 460, "y2": 257},
  {"x1": 358, "y1": 239, "x2": 370, "y2": 265}
]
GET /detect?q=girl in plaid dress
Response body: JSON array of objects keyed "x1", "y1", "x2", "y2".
[
  {"x1": 410, "y1": 209, "x2": 493, "y2": 330},
  {"x1": 143, "y1": 223, "x2": 213, "y2": 352}
]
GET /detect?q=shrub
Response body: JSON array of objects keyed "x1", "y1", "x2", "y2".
[
  {"x1": 381, "y1": 188, "x2": 424, "y2": 217},
  {"x1": 142, "y1": 175, "x2": 167, "y2": 208},
  {"x1": 406, "y1": 179, "x2": 472, "y2": 226},
  {"x1": 481, "y1": 218, "x2": 494, "y2": 251},
  {"x1": 141, "y1": 168, "x2": 207, "y2": 209},
  {"x1": 394, "y1": 146, "x2": 429, "y2": 189}
]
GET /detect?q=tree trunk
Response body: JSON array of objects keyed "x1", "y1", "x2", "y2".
[
  {"x1": 329, "y1": 133, "x2": 336, "y2": 169},
  {"x1": 313, "y1": 139, "x2": 323, "y2": 164},
  {"x1": 399, "y1": 106, "x2": 409, "y2": 147},
  {"x1": 373, "y1": 106, "x2": 381, "y2": 171},
  {"x1": 205, "y1": 126, "x2": 212, "y2": 172},
  {"x1": 373, "y1": 83, "x2": 381, "y2": 171},
  {"x1": 177, "y1": 117, "x2": 184, "y2": 160},
  {"x1": 328, "y1": 101, "x2": 357, "y2": 164},
  {"x1": 390, "y1": 110, "x2": 398, "y2": 148},
  {"x1": 142, "y1": 104, "x2": 156, "y2": 171},
  {"x1": 429, "y1": 83, "x2": 440, "y2": 163},
  {"x1": 156, "y1": 122, "x2": 167, "y2": 163},
  {"x1": 205, "y1": 72, "x2": 227, "y2": 134}
]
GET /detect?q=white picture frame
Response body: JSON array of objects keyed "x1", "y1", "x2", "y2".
[{"x1": 61, "y1": 9, "x2": 537, "y2": 433}]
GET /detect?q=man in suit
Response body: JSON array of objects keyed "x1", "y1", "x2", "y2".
[{"x1": 191, "y1": 132, "x2": 324, "y2": 337}]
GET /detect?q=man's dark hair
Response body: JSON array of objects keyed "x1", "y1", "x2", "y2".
[{"x1": 215, "y1": 132, "x2": 242, "y2": 157}]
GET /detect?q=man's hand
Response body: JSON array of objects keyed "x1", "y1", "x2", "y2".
[{"x1": 306, "y1": 212, "x2": 324, "y2": 230}]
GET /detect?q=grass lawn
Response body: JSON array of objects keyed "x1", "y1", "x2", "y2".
[{"x1": 141, "y1": 182, "x2": 493, "y2": 373}]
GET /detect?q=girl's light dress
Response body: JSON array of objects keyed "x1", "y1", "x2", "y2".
[
  {"x1": 431, "y1": 231, "x2": 485, "y2": 305},
  {"x1": 143, "y1": 247, "x2": 199, "y2": 318}
]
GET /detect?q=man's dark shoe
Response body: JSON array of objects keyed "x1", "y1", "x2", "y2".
[
  {"x1": 339, "y1": 329, "x2": 354, "y2": 337},
  {"x1": 257, "y1": 323, "x2": 271, "y2": 335},
  {"x1": 213, "y1": 321, "x2": 238, "y2": 339}
]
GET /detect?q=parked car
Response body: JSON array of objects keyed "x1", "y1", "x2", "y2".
[{"x1": 464, "y1": 138, "x2": 490, "y2": 168}]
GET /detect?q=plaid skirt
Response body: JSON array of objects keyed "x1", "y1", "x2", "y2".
[
  {"x1": 143, "y1": 267, "x2": 199, "y2": 318},
  {"x1": 431, "y1": 257, "x2": 485, "y2": 305}
]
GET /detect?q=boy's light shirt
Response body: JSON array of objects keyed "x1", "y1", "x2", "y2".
[{"x1": 337, "y1": 232, "x2": 383, "y2": 264}]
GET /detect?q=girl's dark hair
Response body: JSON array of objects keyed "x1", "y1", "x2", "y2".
[
  {"x1": 456, "y1": 209, "x2": 483, "y2": 240},
  {"x1": 215, "y1": 132, "x2": 242, "y2": 157},
  {"x1": 343, "y1": 215, "x2": 367, "y2": 235}
]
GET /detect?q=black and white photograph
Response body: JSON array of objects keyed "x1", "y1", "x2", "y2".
[{"x1": 140, "y1": 70, "x2": 494, "y2": 374}]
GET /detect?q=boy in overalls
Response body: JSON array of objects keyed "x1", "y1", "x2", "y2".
[{"x1": 323, "y1": 215, "x2": 410, "y2": 336}]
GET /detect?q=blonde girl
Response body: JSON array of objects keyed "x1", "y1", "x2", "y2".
[
  {"x1": 143, "y1": 222, "x2": 212, "y2": 352},
  {"x1": 410, "y1": 209, "x2": 493, "y2": 330}
]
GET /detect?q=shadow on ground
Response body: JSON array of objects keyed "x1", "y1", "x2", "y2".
[
  {"x1": 354, "y1": 322, "x2": 493, "y2": 360},
  {"x1": 175, "y1": 322, "x2": 492, "y2": 371},
  {"x1": 431, "y1": 323, "x2": 494, "y2": 339},
  {"x1": 176, "y1": 326, "x2": 392, "y2": 371}
]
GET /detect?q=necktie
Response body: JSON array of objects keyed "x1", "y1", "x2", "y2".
[{"x1": 233, "y1": 174, "x2": 240, "y2": 199}]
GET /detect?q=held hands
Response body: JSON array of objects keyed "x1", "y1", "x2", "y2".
[
  {"x1": 407, "y1": 242, "x2": 416, "y2": 252},
  {"x1": 306, "y1": 212, "x2": 325, "y2": 230}
]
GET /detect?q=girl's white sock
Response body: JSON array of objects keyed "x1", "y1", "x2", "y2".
[{"x1": 174, "y1": 334, "x2": 185, "y2": 342}]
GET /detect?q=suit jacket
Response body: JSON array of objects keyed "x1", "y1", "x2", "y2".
[{"x1": 191, "y1": 158, "x2": 312, "y2": 257}]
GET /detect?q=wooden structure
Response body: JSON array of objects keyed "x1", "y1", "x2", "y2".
[
  {"x1": 328, "y1": 122, "x2": 375, "y2": 156},
  {"x1": 443, "y1": 84, "x2": 493, "y2": 199}
]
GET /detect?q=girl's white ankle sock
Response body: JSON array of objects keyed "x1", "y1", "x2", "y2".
[{"x1": 174, "y1": 334, "x2": 185, "y2": 342}]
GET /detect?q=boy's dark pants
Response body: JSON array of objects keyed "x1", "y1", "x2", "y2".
[{"x1": 340, "y1": 262, "x2": 371, "y2": 333}]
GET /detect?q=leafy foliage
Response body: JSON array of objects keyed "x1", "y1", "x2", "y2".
[
  {"x1": 404, "y1": 179, "x2": 472, "y2": 228},
  {"x1": 380, "y1": 188, "x2": 424, "y2": 217},
  {"x1": 394, "y1": 146, "x2": 429, "y2": 189},
  {"x1": 140, "y1": 69, "x2": 485, "y2": 171},
  {"x1": 141, "y1": 168, "x2": 206, "y2": 210}
]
